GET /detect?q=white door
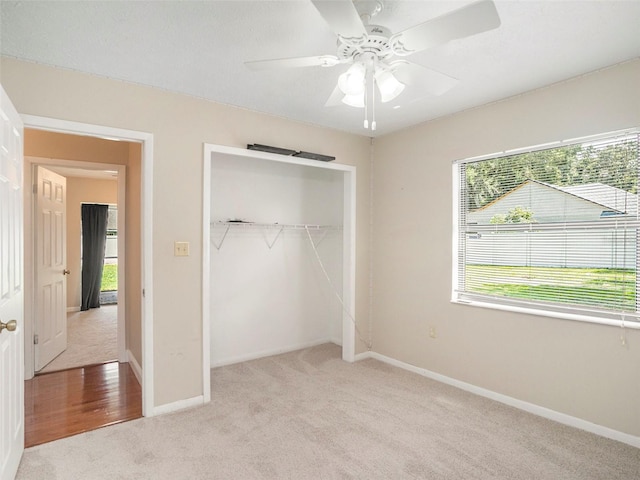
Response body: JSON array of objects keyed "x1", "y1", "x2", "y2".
[
  {"x1": 34, "y1": 166, "x2": 67, "y2": 371},
  {"x1": 0, "y1": 86, "x2": 24, "y2": 480}
]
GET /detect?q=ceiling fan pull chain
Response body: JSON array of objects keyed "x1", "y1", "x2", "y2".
[
  {"x1": 363, "y1": 70, "x2": 369, "y2": 129},
  {"x1": 371, "y1": 72, "x2": 377, "y2": 131}
]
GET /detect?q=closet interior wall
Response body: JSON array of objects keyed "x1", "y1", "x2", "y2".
[{"x1": 210, "y1": 153, "x2": 345, "y2": 367}]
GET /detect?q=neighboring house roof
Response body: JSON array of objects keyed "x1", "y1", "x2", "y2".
[
  {"x1": 558, "y1": 183, "x2": 638, "y2": 216},
  {"x1": 468, "y1": 179, "x2": 638, "y2": 224}
]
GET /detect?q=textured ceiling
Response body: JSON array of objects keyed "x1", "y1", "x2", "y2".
[
  {"x1": 46, "y1": 166, "x2": 119, "y2": 181},
  {"x1": 2, "y1": 1, "x2": 639, "y2": 137}
]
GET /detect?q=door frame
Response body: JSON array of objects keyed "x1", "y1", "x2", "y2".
[
  {"x1": 26, "y1": 158, "x2": 127, "y2": 369},
  {"x1": 21, "y1": 115, "x2": 155, "y2": 416}
]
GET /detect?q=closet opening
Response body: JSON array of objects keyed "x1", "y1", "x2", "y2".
[{"x1": 202, "y1": 144, "x2": 356, "y2": 399}]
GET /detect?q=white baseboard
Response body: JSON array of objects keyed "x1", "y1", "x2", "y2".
[
  {"x1": 152, "y1": 395, "x2": 204, "y2": 416},
  {"x1": 126, "y1": 349, "x2": 142, "y2": 386},
  {"x1": 354, "y1": 351, "x2": 373, "y2": 362},
  {"x1": 211, "y1": 338, "x2": 332, "y2": 368},
  {"x1": 66, "y1": 306, "x2": 80, "y2": 313},
  {"x1": 362, "y1": 351, "x2": 640, "y2": 449}
]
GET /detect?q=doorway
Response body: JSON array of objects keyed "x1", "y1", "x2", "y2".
[
  {"x1": 27, "y1": 154, "x2": 127, "y2": 376},
  {"x1": 35, "y1": 170, "x2": 121, "y2": 375},
  {"x1": 21, "y1": 115, "x2": 155, "y2": 419},
  {"x1": 23, "y1": 133, "x2": 142, "y2": 443}
]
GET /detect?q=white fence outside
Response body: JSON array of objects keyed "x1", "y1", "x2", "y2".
[
  {"x1": 466, "y1": 229, "x2": 636, "y2": 269},
  {"x1": 105, "y1": 235, "x2": 118, "y2": 258}
]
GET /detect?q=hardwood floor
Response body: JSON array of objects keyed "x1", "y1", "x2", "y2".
[{"x1": 25, "y1": 362, "x2": 142, "y2": 447}]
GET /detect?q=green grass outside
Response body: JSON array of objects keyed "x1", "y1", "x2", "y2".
[
  {"x1": 101, "y1": 264, "x2": 118, "y2": 291},
  {"x1": 466, "y1": 265, "x2": 635, "y2": 311}
]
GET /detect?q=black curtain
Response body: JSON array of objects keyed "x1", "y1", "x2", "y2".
[{"x1": 81, "y1": 204, "x2": 109, "y2": 311}]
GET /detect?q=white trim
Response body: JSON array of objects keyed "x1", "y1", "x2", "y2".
[
  {"x1": 116, "y1": 168, "x2": 126, "y2": 362},
  {"x1": 451, "y1": 132, "x2": 640, "y2": 329},
  {"x1": 211, "y1": 339, "x2": 334, "y2": 368},
  {"x1": 66, "y1": 306, "x2": 80, "y2": 313},
  {"x1": 451, "y1": 298, "x2": 640, "y2": 330},
  {"x1": 22, "y1": 158, "x2": 35, "y2": 380},
  {"x1": 367, "y1": 138, "x2": 375, "y2": 352},
  {"x1": 365, "y1": 351, "x2": 640, "y2": 449},
  {"x1": 202, "y1": 144, "x2": 357, "y2": 391},
  {"x1": 201, "y1": 148, "x2": 211, "y2": 403},
  {"x1": 21, "y1": 114, "x2": 154, "y2": 417},
  {"x1": 342, "y1": 167, "x2": 357, "y2": 362},
  {"x1": 152, "y1": 395, "x2": 204, "y2": 416},
  {"x1": 209, "y1": 144, "x2": 354, "y2": 172},
  {"x1": 451, "y1": 162, "x2": 460, "y2": 305},
  {"x1": 21, "y1": 115, "x2": 151, "y2": 146},
  {"x1": 126, "y1": 349, "x2": 142, "y2": 386},
  {"x1": 141, "y1": 129, "x2": 154, "y2": 418},
  {"x1": 354, "y1": 351, "x2": 373, "y2": 362},
  {"x1": 453, "y1": 127, "x2": 638, "y2": 165}
]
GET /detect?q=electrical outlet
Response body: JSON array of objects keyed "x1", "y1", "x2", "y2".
[
  {"x1": 174, "y1": 241, "x2": 190, "y2": 256},
  {"x1": 429, "y1": 326, "x2": 437, "y2": 339}
]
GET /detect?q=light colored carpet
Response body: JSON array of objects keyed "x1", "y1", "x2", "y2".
[
  {"x1": 38, "y1": 305, "x2": 117, "y2": 374},
  {"x1": 18, "y1": 344, "x2": 639, "y2": 479}
]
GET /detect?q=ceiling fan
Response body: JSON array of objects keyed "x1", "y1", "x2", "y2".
[{"x1": 246, "y1": 0, "x2": 501, "y2": 131}]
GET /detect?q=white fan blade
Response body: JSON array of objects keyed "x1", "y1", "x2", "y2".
[
  {"x1": 392, "y1": 61, "x2": 458, "y2": 97},
  {"x1": 391, "y1": 0, "x2": 500, "y2": 55},
  {"x1": 245, "y1": 55, "x2": 340, "y2": 70},
  {"x1": 324, "y1": 85, "x2": 345, "y2": 107},
  {"x1": 244, "y1": 55, "x2": 344, "y2": 70},
  {"x1": 311, "y1": 0, "x2": 367, "y2": 40}
]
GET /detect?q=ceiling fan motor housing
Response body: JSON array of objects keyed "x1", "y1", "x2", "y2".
[{"x1": 338, "y1": 24, "x2": 393, "y2": 64}]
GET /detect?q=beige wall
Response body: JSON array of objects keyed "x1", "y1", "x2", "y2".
[
  {"x1": 372, "y1": 59, "x2": 640, "y2": 436},
  {"x1": 24, "y1": 128, "x2": 143, "y2": 366},
  {"x1": 12, "y1": 54, "x2": 635, "y2": 437},
  {"x1": 1, "y1": 57, "x2": 372, "y2": 408},
  {"x1": 64, "y1": 177, "x2": 118, "y2": 308},
  {"x1": 25, "y1": 128, "x2": 130, "y2": 164}
]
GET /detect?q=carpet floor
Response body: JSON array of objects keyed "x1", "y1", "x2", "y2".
[
  {"x1": 38, "y1": 305, "x2": 118, "y2": 374},
  {"x1": 17, "y1": 344, "x2": 640, "y2": 479}
]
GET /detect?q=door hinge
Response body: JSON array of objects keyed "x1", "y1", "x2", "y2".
[
  {"x1": 142, "y1": 288, "x2": 145, "y2": 298},
  {"x1": 32, "y1": 184, "x2": 37, "y2": 194},
  {"x1": 34, "y1": 334, "x2": 39, "y2": 345}
]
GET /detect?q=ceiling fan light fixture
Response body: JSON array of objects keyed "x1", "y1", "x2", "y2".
[
  {"x1": 338, "y1": 62, "x2": 366, "y2": 95},
  {"x1": 341, "y1": 92, "x2": 365, "y2": 108},
  {"x1": 374, "y1": 67, "x2": 405, "y2": 103}
]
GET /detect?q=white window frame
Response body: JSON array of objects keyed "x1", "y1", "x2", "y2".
[{"x1": 452, "y1": 128, "x2": 640, "y2": 330}]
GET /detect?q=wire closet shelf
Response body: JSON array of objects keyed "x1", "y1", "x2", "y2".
[{"x1": 209, "y1": 221, "x2": 343, "y2": 250}]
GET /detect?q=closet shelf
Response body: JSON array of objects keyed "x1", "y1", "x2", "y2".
[
  {"x1": 210, "y1": 221, "x2": 342, "y2": 250},
  {"x1": 210, "y1": 221, "x2": 341, "y2": 230}
]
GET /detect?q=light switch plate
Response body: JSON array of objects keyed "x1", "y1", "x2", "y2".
[{"x1": 174, "y1": 241, "x2": 190, "y2": 256}]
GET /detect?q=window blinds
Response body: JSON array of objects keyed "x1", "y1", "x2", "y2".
[{"x1": 455, "y1": 130, "x2": 640, "y2": 322}]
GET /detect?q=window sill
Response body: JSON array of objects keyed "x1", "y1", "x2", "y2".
[{"x1": 451, "y1": 297, "x2": 640, "y2": 330}]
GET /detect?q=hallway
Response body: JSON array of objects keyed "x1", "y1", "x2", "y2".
[
  {"x1": 38, "y1": 305, "x2": 118, "y2": 374},
  {"x1": 25, "y1": 362, "x2": 142, "y2": 447}
]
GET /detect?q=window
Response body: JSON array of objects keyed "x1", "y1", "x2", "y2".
[
  {"x1": 104, "y1": 205, "x2": 118, "y2": 260},
  {"x1": 453, "y1": 130, "x2": 640, "y2": 326}
]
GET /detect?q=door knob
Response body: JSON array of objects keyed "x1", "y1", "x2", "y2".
[
  {"x1": 0, "y1": 319, "x2": 17, "y2": 334},
  {"x1": 63, "y1": 269, "x2": 70, "y2": 275}
]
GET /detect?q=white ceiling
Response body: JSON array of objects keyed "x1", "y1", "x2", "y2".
[
  {"x1": 2, "y1": 1, "x2": 639, "y2": 137},
  {"x1": 46, "y1": 166, "x2": 119, "y2": 181}
]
